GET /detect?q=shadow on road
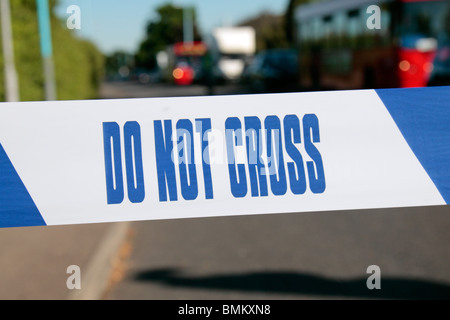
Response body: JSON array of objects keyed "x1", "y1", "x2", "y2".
[{"x1": 133, "y1": 268, "x2": 450, "y2": 299}]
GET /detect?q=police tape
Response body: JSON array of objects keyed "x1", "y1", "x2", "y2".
[{"x1": 0, "y1": 86, "x2": 448, "y2": 228}]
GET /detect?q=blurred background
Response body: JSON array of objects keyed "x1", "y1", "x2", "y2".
[
  {"x1": 0, "y1": 0, "x2": 449, "y2": 300},
  {"x1": 2, "y1": 0, "x2": 450, "y2": 102}
]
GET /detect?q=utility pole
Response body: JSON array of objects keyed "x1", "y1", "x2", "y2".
[
  {"x1": 0, "y1": 0, "x2": 20, "y2": 102},
  {"x1": 36, "y1": 0, "x2": 57, "y2": 100},
  {"x1": 183, "y1": 6, "x2": 194, "y2": 45}
]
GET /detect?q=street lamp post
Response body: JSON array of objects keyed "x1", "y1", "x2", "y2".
[
  {"x1": 183, "y1": 6, "x2": 194, "y2": 45},
  {"x1": 36, "y1": 0, "x2": 57, "y2": 100},
  {"x1": 0, "y1": 0, "x2": 20, "y2": 102}
]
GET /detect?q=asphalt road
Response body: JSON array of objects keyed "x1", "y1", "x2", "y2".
[
  {"x1": 99, "y1": 81, "x2": 249, "y2": 99},
  {"x1": 2, "y1": 81, "x2": 447, "y2": 300},
  {"x1": 106, "y1": 207, "x2": 450, "y2": 300},
  {"x1": 100, "y1": 81, "x2": 450, "y2": 300},
  {"x1": 0, "y1": 81, "x2": 249, "y2": 300}
]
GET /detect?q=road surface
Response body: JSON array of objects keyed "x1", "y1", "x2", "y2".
[
  {"x1": 0, "y1": 81, "x2": 447, "y2": 300},
  {"x1": 101, "y1": 81, "x2": 450, "y2": 300},
  {"x1": 106, "y1": 206, "x2": 450, "y2": 300}
]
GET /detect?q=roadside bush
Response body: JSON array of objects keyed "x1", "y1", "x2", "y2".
[{"x1": 0, "y1": 0, "x2": 104, "y2": 102}]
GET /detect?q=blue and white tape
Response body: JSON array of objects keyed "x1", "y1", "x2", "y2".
[{"x1": 0, "y1": 87, "x2": 448, "y2": 228}]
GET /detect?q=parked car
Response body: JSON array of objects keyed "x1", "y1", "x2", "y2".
[
  {"x1": 428, "y1": 40, "x2": 450, "y2": 86},
  {"x1": 242, "y1": 49, "x2": 300, "y2": 93}
]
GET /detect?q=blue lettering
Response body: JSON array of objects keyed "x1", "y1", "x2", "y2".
[
  {"x1": 176, "y1": 119, "x2": 198, "y2": 200},
  {"x1": 195, "y1": 118, "x2": 214, "y2": 199},
  {"x1": 283, "y1": 115, "x2": 307, "y2": 194},
  {"x1": 154, "y1": 120, "x2": 177, "y2": 201},
  {"x1": 103, "y1": 122, "x2": 124, "y2": 204},
  {"x1": 245, "y1": 116, "x2": 268, "y2": 197},
  {"x1": 303, "y1": 114, "x2": 326, "y2": 194},
  {"x1": 123, "y1": 121, "x2": 145, "y2": 203},
  {"x1": 225, "y1": 117, "x2": 247, "y2": 198},
  {"x1": 265, "y1": 116, "x2": 287, "y2": 196}
]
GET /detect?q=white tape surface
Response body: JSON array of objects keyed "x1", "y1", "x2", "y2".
[{"x1": 0, "y1": 87, "x2": 448, "y2": 228}]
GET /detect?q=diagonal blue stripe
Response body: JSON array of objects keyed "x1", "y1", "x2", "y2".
[
  {"x1": 376, "y1": 86, "x2": 450, "y2": 204},
  {"x1": 0, "y1": 143, "x2": 46, "y2": 228}
]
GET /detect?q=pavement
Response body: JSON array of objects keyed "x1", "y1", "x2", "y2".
[
  {"x1": 0, "y1": 81, "x2": 225, "y2": 300},
  {"x1": 0, "y1": 221, "x2": 130, "y2": 299},
  {"x1": 1, "y1": 81, "x2": 449, "y2": 300},
  {"x1": 98, "y1": 81, "x2": 249, "y2": 99},
  {"x1": 0, "y1": 82, "x2": 141, "y2": 300},
  {"x1": 105, "y1": 206, "x2": 450, "y2": 300}
]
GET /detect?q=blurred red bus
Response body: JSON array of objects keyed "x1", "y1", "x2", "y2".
[{"x1": 295, "y1": 0, "x2": 450, "y2": 89}]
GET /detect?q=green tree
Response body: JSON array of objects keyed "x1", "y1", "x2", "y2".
[
  {"x1": 135, "y1": 3, "x2": 201, "y2": 70},
  {"x1": 0, "y1": 0, "x2": 104, "y2": 101},
  {"x1": 239, "y1": 12, "x2": 289, "y2": 52}
]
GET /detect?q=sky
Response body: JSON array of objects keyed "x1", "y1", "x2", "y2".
[{"x1": 55, "y1": 0, "x2": 289, "y2": 55}]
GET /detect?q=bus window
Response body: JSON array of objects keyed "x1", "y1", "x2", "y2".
[
  {"x1": 312, "y1": 17, "x2": 323, "y2": 41},
  {"x1": 347, "y1": 8, "x2": 361, "y2": 47},
  {"x1": 323, "y1": 15, "x2": 333, "y2": 47},
  {"x1": 300, "y1": 21, "x2": 310, "y2": 42},
  {"x1": 295, "y1": 0, "x2": 449, "y2": 90},
  {"x1": 399, "y1": 1, "x2": 450, "y2": 47},
  {"x1": 379, "y1": 4, "x2": 392, "y2": 45},
  {"x1": 334, "y1": 11, "x2": 347, "y2": 48}
]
